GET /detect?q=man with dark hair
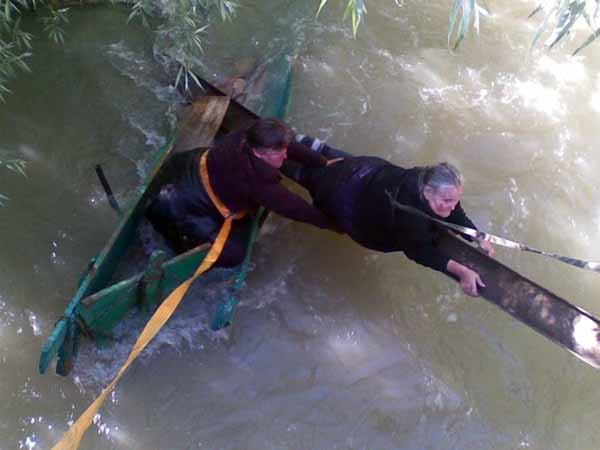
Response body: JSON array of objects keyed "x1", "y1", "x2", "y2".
[
  {"x1": 146, "y1": 119, "x2": 339, "y2": 267},
  {"x1": 284, "y1": 136, "x2": 495, "y2": 296}
]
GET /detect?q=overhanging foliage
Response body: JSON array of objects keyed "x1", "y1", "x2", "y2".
[
  {"x1": 2, "y1": 0, "x2": 599, "y2": 103},
  {"x1": 448, "y1": 0, "x2": 600, "y2": 54},
  {"x1": 0, "y1": 153, "x2": 26, "y2": 205}
]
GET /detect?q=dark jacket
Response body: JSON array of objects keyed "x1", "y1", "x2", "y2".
[
  {"x1": 303, "y1": 156, "x2": 476, "y2": 274},
  {"x1": 205, "y1": 131, "x2": 336, "y2": 230}
]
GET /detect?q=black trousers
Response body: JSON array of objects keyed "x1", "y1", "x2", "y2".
[
  {"x1": 281, "y1": 137, "x2": 383, "y2": 240},
  {"x1": 146, "y1": 151, "x2": 254, "y2": 267},
  {"x1": 281, "y1": 135, "x2": 351, "y2": 187}
]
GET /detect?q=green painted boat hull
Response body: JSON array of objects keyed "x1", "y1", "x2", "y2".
[{"x1": 39, "y1": 58, "x2": 293, "y2": 375}]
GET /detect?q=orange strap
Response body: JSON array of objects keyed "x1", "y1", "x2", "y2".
[
  {"x1": 200, "y1": 151, "x2": 246, "y2": 220},
  {"x1": 53, "y1": 151, "x2": 246, "y2": 450},
  {"x1": 52, "y1": 217, "x2": 234, "y2": 450}
]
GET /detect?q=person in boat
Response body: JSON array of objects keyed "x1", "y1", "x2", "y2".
[
  {"x1": 146, "y1": 119, "x2": 340, "y2": 267},
  {"x1": 283, "y1": 136, "x2": 495, "y2": 297}
]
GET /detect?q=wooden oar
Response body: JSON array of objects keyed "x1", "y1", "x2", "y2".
[
  {"x1": 174, "y1": 95, "x2": 231, "y2": 152},
  {"x1": 94, "y1": 164, "x2": 122, "y2": 216}
]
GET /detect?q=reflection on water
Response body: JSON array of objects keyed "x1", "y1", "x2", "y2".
[
  {"x1": 572, "y1": 315, "x2": 600, "y2": 360},
  {"x1": 2, "y1": 0, "x2": 600, "y2": 449}
]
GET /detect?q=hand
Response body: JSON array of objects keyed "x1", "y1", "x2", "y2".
[
  {"x1": 326, "y1": 157, "x2": 344, "y2": 166},
  {"x1": 447, "y1": 260, "x2": 486, "y2": 297},
  {"x1": 478, "y1": 239, "x2": 496, "y2": 258},
  {"x1": 459, "y1": 266, "x2": 486, "y2": 297}
]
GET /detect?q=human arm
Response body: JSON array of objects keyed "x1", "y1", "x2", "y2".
[
  {"x1": 251, "y1": 181, "x2": 339, "y2": 231},
  {"x1": 403, "y1": 240, "x2": 486, "y2": 296},
  {"x1": 403, "y1": 240, "x2": 452, "y2": 275},
  {"x1": 286, "y1": 141, "x2": 328, "y2": 168},
  {"x1": 397, "y1": 218, "x2": 485, "y2": 296},
  {"x1": 449, "y1": 203, "x2": 495, "y2": 257}
]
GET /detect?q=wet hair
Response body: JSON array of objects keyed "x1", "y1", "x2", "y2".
[
  {"x1": 418, "y1": 162, "x2": 463, "y2": 196},
  {"x1": 246, "y1": 118, "x2": 293, "y2": 151}
]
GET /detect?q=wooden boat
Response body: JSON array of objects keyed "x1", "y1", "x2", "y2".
[
  {"x1": 38, "y1": 58, "x2": 293, "y2": 376},
  {"x1": 40, "y1": 58, "x2": 600, "y2": 376},
  {"x1": 439, "y1": 232, "x2": 600, "y2": 369}
]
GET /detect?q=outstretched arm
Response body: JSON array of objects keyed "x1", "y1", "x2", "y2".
[
  {"x1": 251, "y1": 181, "x2": 339, "y2": 231},
  {"x1": 402, "y1": 233, "x2": 486, "y2": 297},
  {"x1": 286, "y1": 141, "x2": 328, "y2": 167},
  {"x1": 449, "y1": 203, "x2": 495, "y2": 257}
]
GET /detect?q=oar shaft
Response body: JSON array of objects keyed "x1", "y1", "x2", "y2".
[
  {"x1": 95, "y1": 164, "x2": 122, "y2": 216},
  {"x1": 386, "y1": 191, "x2": 600, "y2": 273}
]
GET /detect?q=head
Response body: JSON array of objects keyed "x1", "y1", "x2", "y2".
[
  {"x1": 247, "y1": 118, "x2": 293, "y2": 168},
  {"x1": 418, "y1": 162, "x2": 464, "y2": 218}
]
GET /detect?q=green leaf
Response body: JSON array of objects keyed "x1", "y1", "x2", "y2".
[
  {"x1": 185, "y1": 68, "x2": 201, "y2": 88},
  {"x1": 127, "y1": 2, "x2": 148, "y2": 25},
  {"x1": 547, "y1": 1, "x2": 585, "y2": 49},
  {"x1": 573, "y1": 27, "x2": 600, "y2": 54},
  {"x1": 6, "y1": 160, "x2": 27, "y2": 177},
  {"x1": 448, "y1": 0, "x2": 462, "y2": 49},
  {"x1": 342, "y1": 0, "x2": 352, "y2": 22},
  {"x1": 338, "y1": 0, "x2": 366, "y2": 37},
  {"x1": 530, "y1": 5, "x2": 554, "y2": 51},
  {"x1": 174, "y1": 65, "x2": 184, "y2": 90},
  {"x1": 473, "y1": 4, "x2": 480, "y2": 34},
  {"x1": 15, "y1": 52, "x2": 31, "y2": 72},
  {"x1": 581, "y1": 9, "x2": 593, "y2": 30},
  {"x1": 454, "y1": 0, "x2": 475, "y2": 50},
  {"x1": 194, "y1": 24, "x2": 209, "y2": 34},
  {"x1": 528, "y1": 4, "x2": 543, "y2": 19},
  {"x1": 354, "y1": 0, "x2": 366, "y2": 37},
  {"x1": 217, "y1": 0, "x2": 237, "y2": 21},
  {"x1": 316, "y1": 0, "x2": 329, "y2": 17}
]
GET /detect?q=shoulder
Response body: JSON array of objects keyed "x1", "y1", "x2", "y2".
[
  {"x1": 212, "y1": 130, "x2": 245, "y2": 151},
  {"x1": 373, "y1": 163, "x2": 418, "y2": 194}
]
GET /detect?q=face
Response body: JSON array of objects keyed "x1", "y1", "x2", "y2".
[
  {"x1": 252, "y1": 146, "x2": 288, "y2": 168},
  {"x1": 423, "y1": 184, "x2": 463, "y2": 217}
]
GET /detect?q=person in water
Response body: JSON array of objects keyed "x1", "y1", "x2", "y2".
[
  {"x1": 146, "y1": 119, "x2": 339, "y2": 267},
  {"x1": 282, "y1": 136, "x2": 495, "y2": 297}
]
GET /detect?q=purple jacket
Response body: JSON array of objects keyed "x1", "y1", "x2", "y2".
[{"x1": 206, "y1": 131, "x2": 336, "y2": 230}]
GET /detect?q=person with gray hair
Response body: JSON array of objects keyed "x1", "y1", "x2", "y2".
[{"x1": 283, "y1": 137, "x2": 495, "y2": 297}]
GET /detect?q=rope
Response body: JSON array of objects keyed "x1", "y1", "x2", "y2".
[{"x1": 385, "y1": 190, "x2": 600, "y2": 273}]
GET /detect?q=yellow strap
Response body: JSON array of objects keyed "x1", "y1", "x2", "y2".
[
  {"x1": 52, "y1": 217, "x2": 235, "y2": 450},
  {"x1": 200, "y1": 151, "x2": 245, "y2": 220}
]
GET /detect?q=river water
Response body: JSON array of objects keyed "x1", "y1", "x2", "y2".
[{"x1": 1, "y1": 1, "x2": 600, "y2": 449}]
